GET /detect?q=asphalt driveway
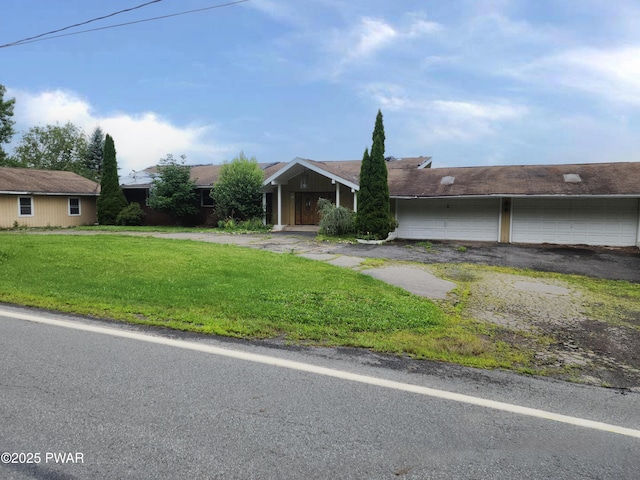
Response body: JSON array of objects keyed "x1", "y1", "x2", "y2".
[{"x1": 245, "y1": 233, "x2": 640, "y2": 283}]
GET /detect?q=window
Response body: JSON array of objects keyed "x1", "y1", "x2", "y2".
[
  {"x1": 18, "y1": 197, "x2": 33, "y2": 217},
  {"x1": 69, "y1": 198, "x2": 81, "y2": 216},
  {"x1": 201, "y1": 189, "x2": 214, "y2": 207}
]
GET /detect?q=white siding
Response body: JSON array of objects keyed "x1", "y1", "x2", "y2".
[
  {"x1": 512, "y1": 198, "x2": 639, "y2": 247},
  {"x1": 396, "y1": 198, "x2": 500, "y2": 241}
]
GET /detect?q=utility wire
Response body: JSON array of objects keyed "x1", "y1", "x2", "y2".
[
  {"x1": 0, "y1": 0, "x2": 251, "y2": 49},
  {"x1": 1, "y1": 0, "x2": 163, "y2": 48}
]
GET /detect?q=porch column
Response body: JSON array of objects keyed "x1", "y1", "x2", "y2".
[
  {"x1": 262, "y1": 192, "x2": 267, "y2": 226},
  {"x1": 336, "y1": 183, "x2": 341, "y2": 207},
  {"x1": 352, "y1": 188, "x2": 357, "y2": 212},
  {"x1": 277, "y1": 183, "x2": 283, "y2": 229}
]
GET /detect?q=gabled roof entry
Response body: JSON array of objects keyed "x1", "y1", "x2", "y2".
[{"x1": 263, "y1": 157, "x2": 360, "y2": 191}]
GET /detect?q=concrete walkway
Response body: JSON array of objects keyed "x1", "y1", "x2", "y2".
[{"x1": 297, "y1": 252, "x2": 456, "y2": 300}]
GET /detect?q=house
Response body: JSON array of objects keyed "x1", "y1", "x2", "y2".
[
  {"x1": 262, "y1": 156, "x2": 431, "y2": 228},
  {"x1": 121, "y1": 162, "x2": 285, "y2": 225},
  {"x1": 0, "y1": 167, "x2": 99, "y2": 228},
  {"x1": 121, "y1": 158, "x2": 640, "y2": 248}
]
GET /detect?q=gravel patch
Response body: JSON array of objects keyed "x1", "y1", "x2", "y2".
[{"x1": 464, "y1": 271, "x2": 640, "y2": 389}]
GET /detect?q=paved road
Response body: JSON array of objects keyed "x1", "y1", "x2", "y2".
[{"x1": 2, "y1": 305, "x2": 639, "y2": 479}]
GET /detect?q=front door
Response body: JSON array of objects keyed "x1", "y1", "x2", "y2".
[
  {"x1": 295, "y1": 192, "x2": 335, "y2": 225},
  {"x1": 302, "y1": 193, "x2": 316, "y2": 224}
]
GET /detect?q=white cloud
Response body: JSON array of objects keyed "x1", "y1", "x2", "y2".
[
  {"x1": 346, "y1": 17, "x2": 398, "y2": 60},
  {"x1": 244, "y1": 0, "x2": 303, "y2": 25},
  {"x1": 432, "y1": 100, "x2": 527, "y2": 121},
  {"x1": 428, "y1": 100, "x2": 528, "y2": 140},
  {"x1": 361, "y1": 83, "x2": 410, "y2": 111},
  {"x1": 510, "y1": 46, "x2": 640, "y2": 106},
  {"x1": 361, "y1": 81, "x2": 528, "y2": 141},
  {"x1": 328, "y1": 14, "x2": 442, "y2": 76},
  {"x1": 406, "y1": 12, "x2": 443, "y2": 37},
  {"x1": 8, "y1": 89, "x2": 236, "y2": 175}
]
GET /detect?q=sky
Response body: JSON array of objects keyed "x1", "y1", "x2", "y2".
[{"x1": 3, "y1": 0, "x2": 640, "y2": 176}]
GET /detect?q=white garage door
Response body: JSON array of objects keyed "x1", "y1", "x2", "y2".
[
  {"x1": 396, "y1": 198, "x2": 500, "y2": 241},
  {"x1": 512, "y1": 198, "x2": 639, "y2": 246}
]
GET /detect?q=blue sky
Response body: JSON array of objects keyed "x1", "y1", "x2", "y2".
[{"x1": 3, "y1": 0, "x2": 640, "y2": 175}]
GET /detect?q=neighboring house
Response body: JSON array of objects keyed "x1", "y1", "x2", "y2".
[
  {"x1": 0, "y1": 167, "x2": 100, "y2": 228},
  {"x1": 122, "y1": 158, "x2": 640, "y2": 248}
]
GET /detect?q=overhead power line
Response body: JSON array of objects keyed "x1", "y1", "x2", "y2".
[
  {"x1": 1, "y1": 0, "x2": 251, "y2": 49},
  {"x1": 1, "y1": 0, "x2": 163, "y2": 49}
]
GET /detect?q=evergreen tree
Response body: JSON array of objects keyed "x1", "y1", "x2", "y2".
[
  {"x1": 83, "y1": 126, "x2": 105, "y2": 182},
  {"x1": 0, "y1": 84, "x2": 16, "y2": 164},
  {"x1": 355, "y1": 110, "x2": 393, "y2": 239},
  {"x1": 97, "y1": 134, "x2": 127, "y2": 225},
  {"x1": 354, "y1": 147, "x2": 371, "y2": 234}
]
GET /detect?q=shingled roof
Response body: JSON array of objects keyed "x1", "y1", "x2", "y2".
[
  {"x1": 388, "y1": 162, "x2": 640, "y2": 197},
  {"x1": 121, "y1": 158, "x2": 640, "y2": 197},
  {"x1": 0, "y1": 167, "x2": 100, "y2": 195}
]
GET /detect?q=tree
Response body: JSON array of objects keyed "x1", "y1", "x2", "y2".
[
  {"x1": 83, "y1": 126, "x2": 105, "y2": 182},
  {"x1": 97, "y1": 134, "x2": 127, "y2": 225},
  {"x1": 355, "y1": 110, "x2": 393, "y2": 239},
  {"x1": 12, "y1": 122, "x2": 89, "y2": 175},
  {"x1": 0, "y1": 84, "x2": 16, "y2": 164},
  {"x1": 211, "y1": 152, "x2": 264, "y2": 221},
  {"x1": 148, "y1": 154, "x2": 199, "y2": 222}
]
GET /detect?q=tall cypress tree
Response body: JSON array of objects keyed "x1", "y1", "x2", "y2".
[
  {"x1": 355, "y1": 110, "x2": 392, "y2": 239},
  {"x1": 97, "y1": 134, "x2": 127, "y2": 225}
]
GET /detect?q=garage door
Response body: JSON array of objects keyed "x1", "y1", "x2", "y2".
[
  {"x1": 396, "y1": 198, "x2": 500, "y2": 241},
  {"x1": 512, "y1": 198, "x2": 639, "y2": 246}
]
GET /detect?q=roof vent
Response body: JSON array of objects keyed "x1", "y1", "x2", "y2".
[
  {"x1": 440, "y1": 176, "x2": 455, "y2": 185},
  {"x1": 563, "y1": 173, "x2": 582, "y2": 183},
  {"x1": 385, "y1": 156, "x2": 397, "y2": 162}
]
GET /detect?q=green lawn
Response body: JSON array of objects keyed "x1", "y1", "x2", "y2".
[{"x1": 0, "y1": 233, "x2": 527, "y2": 369}]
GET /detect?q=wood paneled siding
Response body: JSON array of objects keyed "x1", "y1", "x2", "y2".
[
  {"x1": 268, "y1": 170, "x2": 357, "y2": 226},
  {"x1": 0, "y1": 194, "x2": 97, "y2": 228}
]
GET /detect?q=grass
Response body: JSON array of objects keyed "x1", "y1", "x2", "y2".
[
  {"x1": 315, "y1": 233, "x2": 358, "y2": 244},
  {"x1": 0, "y1": 233, "x2": 533, "y2": 369},
  {"x1": 6, "y1": 232, "x2": 633, "y2": 375},
  {"x1": 75, "y1": 225, "x2": 273, "y2": 234}
]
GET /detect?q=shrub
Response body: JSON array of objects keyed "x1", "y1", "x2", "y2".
[
  {"x1": 318, "y1": 198, "x2": 355, "y2": 236},
  {"x1": 212, "y1": 152, "x2": 264, "y2": 221},
  {"x1": 217, "y1": 217, "x2": 270, "y2": 232},
  {"x1": 116, "y1": 202, "x2": 146, "y2": 226}
]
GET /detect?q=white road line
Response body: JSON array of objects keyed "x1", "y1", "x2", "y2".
[{"x1": 3, "y1": 307, "x2": 640, "y2": 440}]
